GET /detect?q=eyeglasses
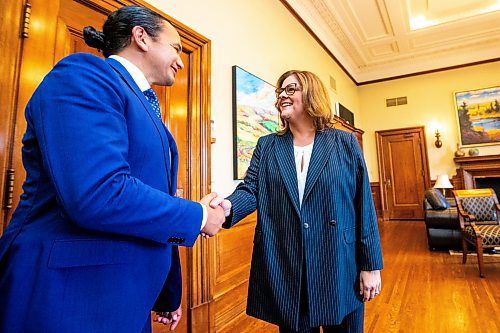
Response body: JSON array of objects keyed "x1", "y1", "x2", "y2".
[{"x1": 275, "y1": 83, "x2": 301, "y2": 98}]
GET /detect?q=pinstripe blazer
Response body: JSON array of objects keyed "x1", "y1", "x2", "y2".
[{"x1": 225, "y1": 128, "x2": 383, "y2": 330}]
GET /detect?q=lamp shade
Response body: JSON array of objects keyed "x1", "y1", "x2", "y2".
[{"x1": 434, "y1": 174, "x2": 453, "y2": 189}]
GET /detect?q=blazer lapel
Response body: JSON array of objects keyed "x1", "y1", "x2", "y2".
[
  {"x1": 106, "y1": 58, "x2": 173, "y2": 189},
  {"x1": 274, "y1": 132, "x2": 300, "y2": 216},
  {"x1": 302, "y1": 130, "x2": 334, "y2": 202},
  {"x1": 166, "y1": 131, "x2": 178, "y2": 195}
]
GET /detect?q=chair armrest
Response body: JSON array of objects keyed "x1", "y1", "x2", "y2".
[{"x1": 456, "y1": 205, "x2": 476, "y2": 222}]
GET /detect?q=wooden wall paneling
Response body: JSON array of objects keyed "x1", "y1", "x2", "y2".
[
  {"x1": 0, "y1": 0, "x2": 25, "y2": 234},
  {"x1": 370, "y1": 182, "x2": 382, "y2": 219},
  {"x1": 214, "y1": 213, "x2": 257, "y2": 331},
  {"x1": 53, "y1": 17, "x2": 72, "y2": 63}
]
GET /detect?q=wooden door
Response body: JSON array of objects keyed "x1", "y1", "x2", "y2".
[
  {"x1": 0, "y1": 0, "x2": 212, "y2": 332},
  {"x1": 376, "y1": 127, "x2": 430, "y2": 220},
  {"x1": 0, "y1": 0, "x2": 25, "y2": 233},
  {"x1": 3, "y1": 0, "x2": 106, "y2": 227}
]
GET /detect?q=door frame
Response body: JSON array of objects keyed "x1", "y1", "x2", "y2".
[
  {"x1": 376, "y1": 126, "x2": 431, "y2": 220},
  {"x1": 0, "y1": 0, "x2": 26, "y2": 232}
]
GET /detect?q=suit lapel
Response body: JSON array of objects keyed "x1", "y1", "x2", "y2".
[
  {"x1": 166, "y1": 131, "x2": 178, "y2": 195},
  {"x1": 105, "y1": 58, "x2": 173, "y2": 190},
  {"x1": 274, "y1": 132, "x2": 300, "y2": 215},
  {"x1": 302, "y1": 130, "x2": 334, "y2": 202}
]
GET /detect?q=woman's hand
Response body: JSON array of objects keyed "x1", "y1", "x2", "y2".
[{"x1": 359, "y1": 270, "x2": 381, "y2": 302}]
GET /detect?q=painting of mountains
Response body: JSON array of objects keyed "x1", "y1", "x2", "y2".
[{"x1": 232, "y1": 66, "x2": 278, "y2": 179}]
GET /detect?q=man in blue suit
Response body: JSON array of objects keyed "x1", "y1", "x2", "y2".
[{"x1": 0, "y1": 6, "x2": 225, "y2": 332}]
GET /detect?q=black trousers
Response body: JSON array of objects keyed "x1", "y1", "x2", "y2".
[
  {"x1": 278, "y1": 305, "x2": 364, "y2": 333},
  {"x1": 279, "y1": 257, "x2": 364, "y2": 333},
  {"x1": 280, "y1": 305, "x2": 365, "y2": 333}
]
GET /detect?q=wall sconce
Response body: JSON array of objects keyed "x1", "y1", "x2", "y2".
[{"x1": 434, "y1": 129, "x2": 442, "y2": 148}]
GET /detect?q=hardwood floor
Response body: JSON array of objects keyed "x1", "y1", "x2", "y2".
[
  {"x1": 228, "y1": 220, "x2": 500, "y2": 332},
  {"x1": 365, "y1": 220, "x2": 499, "y2": 333}
]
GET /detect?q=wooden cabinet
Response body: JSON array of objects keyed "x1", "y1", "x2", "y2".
[{"x1": 332, "y1": 115, "x2": 364, "y2": 151}]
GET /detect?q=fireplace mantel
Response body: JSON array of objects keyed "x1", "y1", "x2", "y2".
[{"x1": 454, "y1": 154, "x2": 500, "y2": 189}]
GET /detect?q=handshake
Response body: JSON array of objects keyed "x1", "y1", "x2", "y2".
[{"x1": 199, "y1": 192, "x2": 231, "y2": 238}]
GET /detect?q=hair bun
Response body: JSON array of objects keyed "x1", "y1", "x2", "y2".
[{"x1": 83, "y1": 26, "x2": 105, "y2": 50}]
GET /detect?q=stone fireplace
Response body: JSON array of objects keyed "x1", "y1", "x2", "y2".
[{"x1": 453, "y1": 154, "x2": 500, "y2": 197}]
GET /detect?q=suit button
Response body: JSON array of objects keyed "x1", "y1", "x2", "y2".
[
  {"x1": 303, "y1": 223, "x2": 309, "y2": 229},
  {"x1": 168, "y1": 237, "x2": 180, "y2": 243},
  {"x1": 329, "y1": 219, "x2": 337, "y2": 226}
]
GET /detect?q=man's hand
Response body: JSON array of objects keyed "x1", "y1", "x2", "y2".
[
  {"x1": 359, "y1": 270, "x2": 381, "y2": 302},
  {"x1": 199, "y1": 193, "x2": 225, "y2": 237},
  {"x1": 155, "y1": 305, "x2": 182, "y2": 331}
]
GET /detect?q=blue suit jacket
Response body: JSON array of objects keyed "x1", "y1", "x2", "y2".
[
  {"x1": 225, "y1": 129, "x2": 383, "y2": 330},
  {"x1": 0, "y1": 53, "x2": 202, "y2": 332}
]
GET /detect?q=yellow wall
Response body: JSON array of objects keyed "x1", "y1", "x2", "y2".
[
  {"x1": 359, "y1": 62, "x2": 500, "y2": 182},
  {"x1": 147, "y1": 0, "x2": 499, "y2": 190},
  {"x1": 147, "y1": 0, "x2": 359, "y2": 195}
]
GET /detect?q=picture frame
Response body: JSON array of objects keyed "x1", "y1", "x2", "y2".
[
  {"x1": 454, "y1": 85, "x2": 500, "y2": 147},
  {"x1": 232, "y1": 66, "x2": 278, "y2": 179}
]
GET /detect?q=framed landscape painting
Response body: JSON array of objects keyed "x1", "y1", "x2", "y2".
[
  {"x1": 232, "y1": 66, "x2": 278, "y2": 179},
  {"x1": 454, "y1": 86, "x2": 500, "y2": 147}
]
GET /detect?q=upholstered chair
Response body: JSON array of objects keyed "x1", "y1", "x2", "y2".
[{"x1": 453, "y1": 188, "x2": 500, "y2": 278}]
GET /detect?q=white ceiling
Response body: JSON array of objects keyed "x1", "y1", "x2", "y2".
[{"x1": 283, "y1": 0, "x2": 500, "y2": 83}]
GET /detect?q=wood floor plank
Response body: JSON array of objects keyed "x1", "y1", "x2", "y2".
[{"x1": 365, "y1": 220, "x2": 500, "y2": 333}]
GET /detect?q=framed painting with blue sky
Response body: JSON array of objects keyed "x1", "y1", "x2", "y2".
[
  {"x1": 454, "y1": 85, "x2": 500, "y2": 147},
  {"x1": 232, "y1": 66, "x2": 278, "y2": 179}
]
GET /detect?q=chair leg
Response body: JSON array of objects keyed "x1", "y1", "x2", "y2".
[
  {"x1": 461, "y1": 235, "x2": 468, "y2": 264},
  {"x1": 476, "y1": 237, "x2": 485, "y2": 278}
]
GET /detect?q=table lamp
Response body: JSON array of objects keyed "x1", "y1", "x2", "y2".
[{"x1": 434, "y1": 174, "x2": 453, "y2": 196}]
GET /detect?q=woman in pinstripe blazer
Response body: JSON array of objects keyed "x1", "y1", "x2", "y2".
[{"x1": 214, "y1": 70, "x2": 383, "y2": 333}]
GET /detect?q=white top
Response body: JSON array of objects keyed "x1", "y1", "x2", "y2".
[
  {"x1": 294, "y1": 142, "x2": 314, "y2": 207},
  {"x1": 108, "y1": 55, "x2": 207, "y2": 229}
]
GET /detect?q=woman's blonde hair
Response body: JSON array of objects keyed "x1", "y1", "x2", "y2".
[{"x1": 275, "y1": 70, "x2": 334, "y2": 135}]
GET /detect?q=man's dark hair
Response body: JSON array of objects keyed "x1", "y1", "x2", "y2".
[{"x1": 83, "y1": 6, "x2": 165, "y2": 57}]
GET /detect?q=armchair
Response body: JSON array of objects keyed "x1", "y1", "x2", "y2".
[{"x1": 452, "y1": 188, "x2": 500, "y2": 278}]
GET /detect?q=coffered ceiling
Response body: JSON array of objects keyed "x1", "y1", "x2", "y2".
[{"x1": 283, "y1": 0, "x2": 500, "y2": 84}]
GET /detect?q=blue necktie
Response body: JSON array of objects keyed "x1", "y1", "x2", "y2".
[{"x1": 143, "y1": 88, "x2": 161, "y2": 119}]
